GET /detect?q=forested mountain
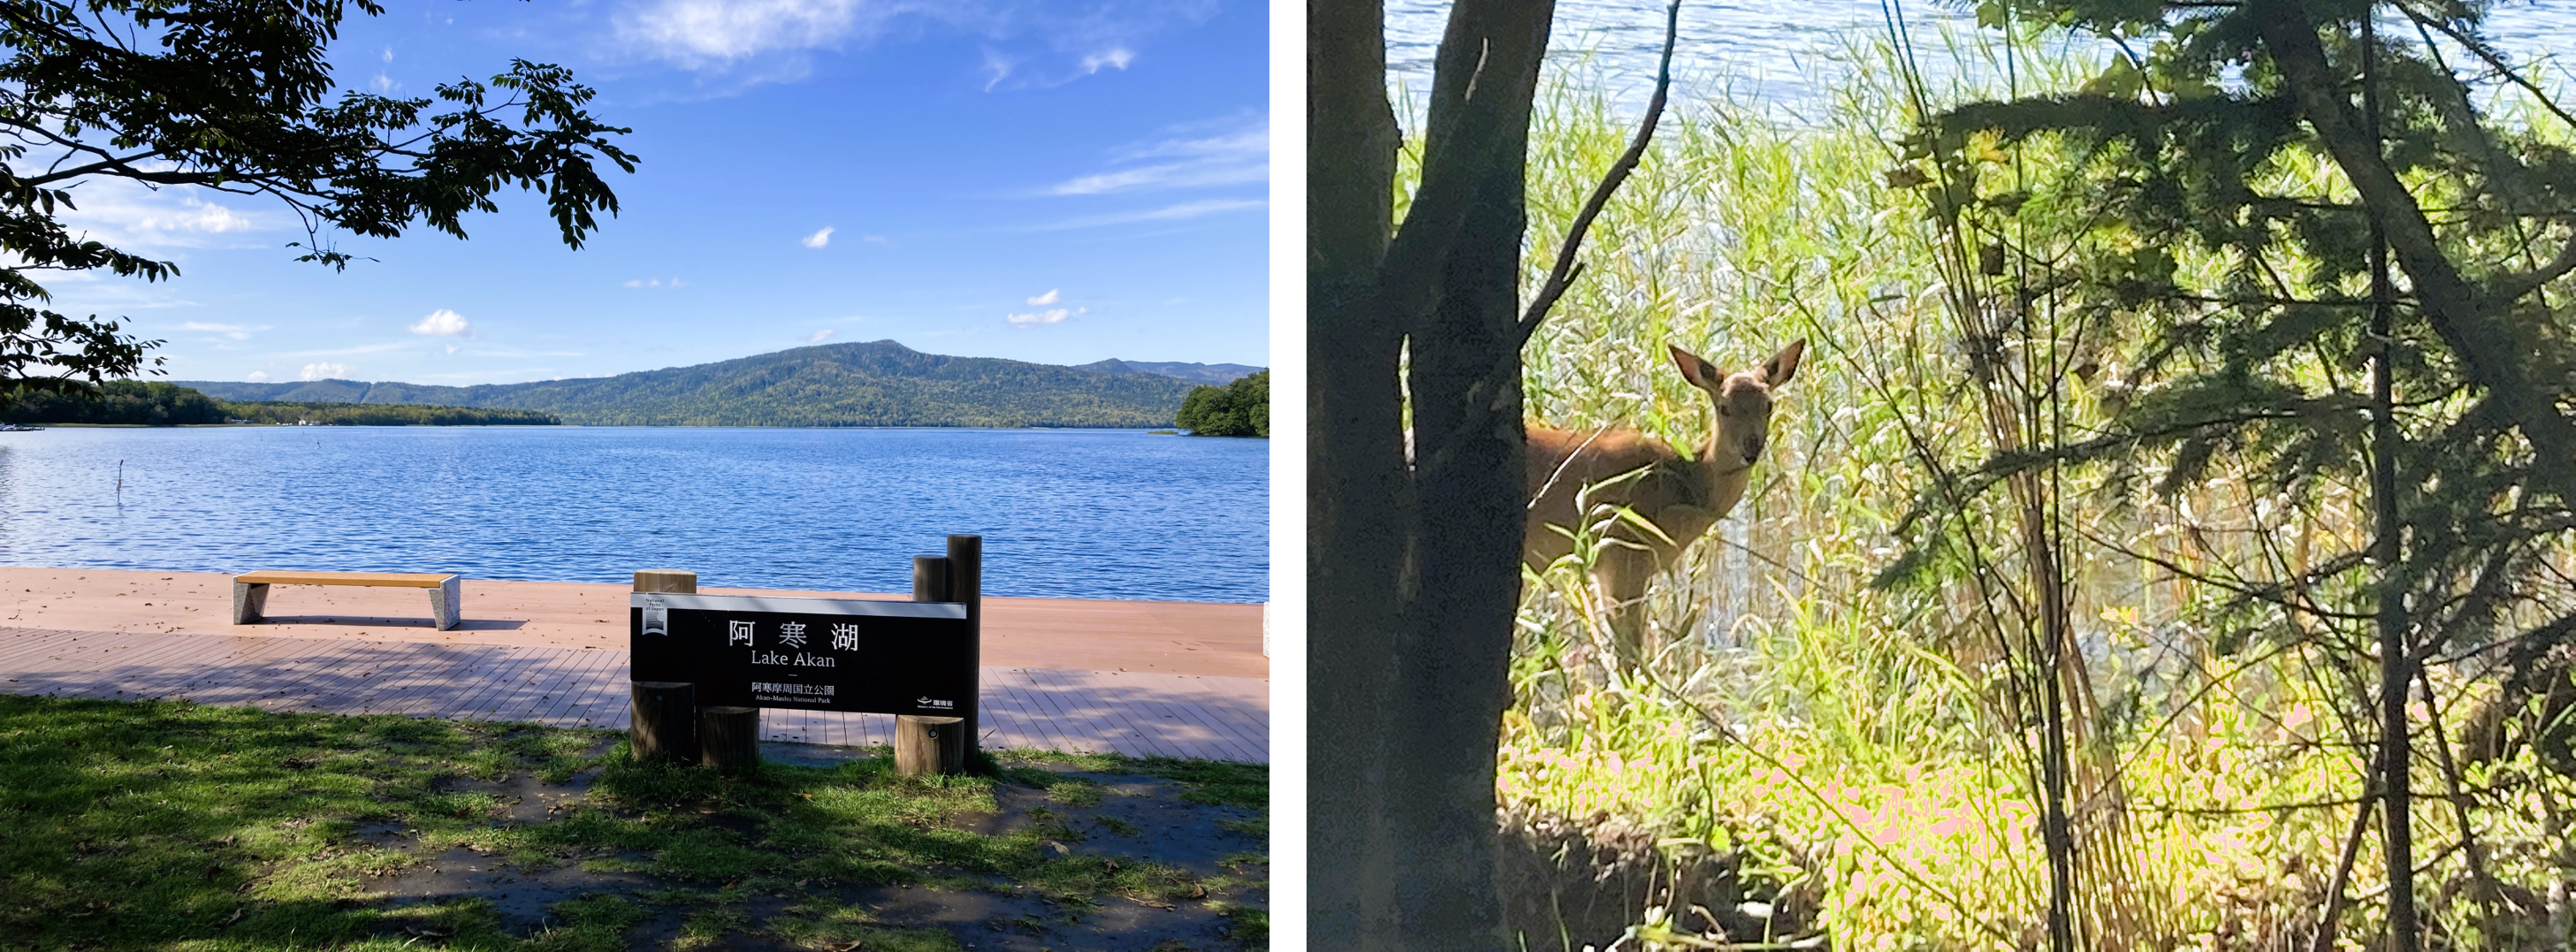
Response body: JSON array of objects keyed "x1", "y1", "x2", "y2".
[
  {"x1": 1071, "y1": 358, "x2": 1265, "y2": 385},
  {"x1": 176, "y1": 340, "x2": 1240, "y2": 427}
]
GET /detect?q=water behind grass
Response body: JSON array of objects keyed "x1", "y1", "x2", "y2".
[{"x1": 0, "y1": 426, "x2": 1268, "y2": 603}]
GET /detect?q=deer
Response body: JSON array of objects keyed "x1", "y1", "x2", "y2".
[{"x1": 1523, "y1": 339, "x2": 1805, "y2": 672}]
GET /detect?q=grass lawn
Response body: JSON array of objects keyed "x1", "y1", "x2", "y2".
[{"x1": 0, "y1": 695, "x2": 1267, "y2": 951}]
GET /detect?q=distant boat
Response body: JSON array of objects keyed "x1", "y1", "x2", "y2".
[{"x1": 0, "y1": 423, "x2": 42, "y2": 431}]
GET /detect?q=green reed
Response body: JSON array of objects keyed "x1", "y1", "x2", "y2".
[{"x1": 1469, "y1": 19, "x2": 2576, "y2": 951}]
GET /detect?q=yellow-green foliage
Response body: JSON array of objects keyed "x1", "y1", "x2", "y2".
[{"x1": 1479, "y1": 22, "x2": 2576, "y2": 951}]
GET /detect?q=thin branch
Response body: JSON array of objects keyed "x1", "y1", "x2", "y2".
[{"x1": 1516, "y1": 0, "x2": 1682, "y2": 341}]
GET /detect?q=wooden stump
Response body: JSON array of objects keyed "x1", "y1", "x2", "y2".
[
  {"x1": 896, "y1": 715, "x2": 966, "y2": 776},
  {"x1": 631, "y1": 682, "x2": 697, "y2": 763},
  {"x1": 699, "y1": 705, "x2": 760, "y2": 774}
]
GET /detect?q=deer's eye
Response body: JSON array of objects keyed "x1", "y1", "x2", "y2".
[{"x1": 1717, "y1": 406, "x2": 1731, "y2": 416}]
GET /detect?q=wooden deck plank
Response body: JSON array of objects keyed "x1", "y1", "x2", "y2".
[
  {"x1": 1019, "y1": 667, "x2": 1115, "y2": 755},
  {"x1": 446, "y1": 647, "x2": 556, "y2": 721},
  {"x1": 490, "y1": 649, "x2": 591, "y2": 726},
  {"x1": 1033, "y1": 668, "x2": 1178, "y2": 760},
  {"x1": 0, "y1": 627, "x2": 1267, "y2": 762},
  {"x1": 318, "y1": 639, "x2": 464, "y2": 715},
  {"x1": 146, "y1": 634, "x2": 316, "y2": 704},
  {"x1": 47, "y1": 628, "x2": 232, "y2": 704},
  {"x1": 122, "y1": 634, "x2": 274, "y2": 701},
  {"x1": 555, "y1": 651, "x2": 629, "y2": 728},
  {"x1": 1099, "y1": 674, "x2": 1235, "y2": 760},
  {"x1": 362, "y1": 642, "x2": 507, "y2": 717},
  {"x1": 1149, "y1": 679, "x2": 1263, "y2": 762},
  {"x1": 426, "y1": 645, "x2": 551, "y2": 721},
  {"x1": 377, "y1": 643, "x2": 517, "y2": 719},
  {"x1": 258, "y1": 639, "x2": 390, "y2": 714},
  {"x1": 427, "y1": 645, "x2": 564, "y2": 720},
  {"x1": 0, "y1": 628, "x2": 157, "y2": 674},
  {"x1": 993, "y1": 670, "x2": 1083, "y2": 755},
  {"x1": 528, "y1": 647, "x2": 620, "y2": 727},
  {"x1": 541, "y1": 650, "x2": 626, "y2": 727}
]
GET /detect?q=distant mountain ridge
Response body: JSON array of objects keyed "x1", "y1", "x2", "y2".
[
  {"x1": 174, "y1": 341, "x2": 1267, "y2": 428},
  {"x1": 1071, "y1": 358, "x2": 1265, "y2": 386}
]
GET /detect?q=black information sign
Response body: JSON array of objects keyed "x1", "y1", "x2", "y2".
[{"x1": 629, "y1": 592, "x2": 972, "y2": 716}]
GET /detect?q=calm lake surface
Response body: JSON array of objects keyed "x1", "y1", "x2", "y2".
[
  {"x1": 0, "y1": 427, "x2": 1268, "y2": 604},
  {"x1": 1387, "y1": 0, "x2": 2576, "y2": 112}
]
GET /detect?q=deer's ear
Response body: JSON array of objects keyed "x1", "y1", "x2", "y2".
[
  {"x1": 1762, "y1": 339, "x2": 1807, "y2": 388},
  {"x1": 1668, "y1": 344, "x2": 1723, "y2": 391}
]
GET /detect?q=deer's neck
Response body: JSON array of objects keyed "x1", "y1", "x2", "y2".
[{"x1": 1696, "y1": 429, "x2": 1753, "y2": 519}]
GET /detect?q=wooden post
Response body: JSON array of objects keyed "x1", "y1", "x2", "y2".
[
  {"x1": 699, "y1": 705, "x2": 759, "y2": 773},
  {"x1": 631, "y1": 681, "x2": 697, "y2": 763},
  {"x1": 947, "y1": 535, "x2": 983, "y2": 758},
  {"x1": 911, "y1": 556, "x2": 950, "y2": 602},
  {"x1": 895, "y1": 715, "x2": 965, "y2": 775},
  {"x1": 634, "y1": 569, "x2": 697, "y2": 594},
  {"x1": 897, "y1": 556, "x2": 958, "y2": 773},
  {"x1": 630, "y1": 570, "x2": 700, "y2": 763}
]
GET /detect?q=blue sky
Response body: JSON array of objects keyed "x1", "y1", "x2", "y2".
[{"x1": 42, "y1": 0, "x2": 1268, "y2": 385}]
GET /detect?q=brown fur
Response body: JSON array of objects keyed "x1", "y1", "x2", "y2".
[{"x1": 1523, "y1": 339, "x2": 1805, "y2": 669}]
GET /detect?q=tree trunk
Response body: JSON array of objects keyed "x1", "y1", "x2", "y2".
[
  {"x1": 1311, "y1": 0, "x2": 1557, "y2": 948},
  {"x1": 1307, "y1": 0, "x2": 1406, "y2": 946},
  {"x1": 1391, "y1": 6, "x2": 1552, "y2": 948}
]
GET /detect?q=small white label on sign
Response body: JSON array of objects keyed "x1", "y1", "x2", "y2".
[{"x1": 642, "y1": 594, "x2": 667, "y2": 636}]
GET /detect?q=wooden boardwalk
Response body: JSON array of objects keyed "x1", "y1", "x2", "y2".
[{"x1": 0, "y1": 627, "x2": 1268, "y2": 763}]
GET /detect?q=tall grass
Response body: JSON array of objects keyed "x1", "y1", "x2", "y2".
[{"x1": 1477, "y1": 19, "x2": 2576, "y2": 951}]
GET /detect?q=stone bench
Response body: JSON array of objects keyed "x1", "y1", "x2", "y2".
[{"x1": 232, "y1": 570, "x2": 463, "y2": 630}]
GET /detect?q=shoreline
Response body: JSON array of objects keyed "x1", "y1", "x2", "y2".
[{"x1": 0, "y1": 567, "x2": 1267, "y2": 680}]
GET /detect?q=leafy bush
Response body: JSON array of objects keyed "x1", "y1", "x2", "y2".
[{"x1": 1176, "y1": 370, "x2": 1268, "y2": 438}]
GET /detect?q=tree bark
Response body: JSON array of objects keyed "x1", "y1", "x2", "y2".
[
  {"x1": 1390, "y1": 5, "x2": 1553, "y2": 949},
  {"x1": 1313, "y1": 0, "x2": 1564, "y2": 946},
  {"x1": 1307, "y1": 0, "x2": 1406, "y2": 947}
]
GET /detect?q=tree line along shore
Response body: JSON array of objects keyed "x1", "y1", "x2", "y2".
[{"x1": 3, "y1": 368, "x2": 1271, "y2": 435}]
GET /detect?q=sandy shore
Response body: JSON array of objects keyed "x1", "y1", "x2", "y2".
[{"x1": 0, "y1": 567, "x2": 1267, "y2": 680}]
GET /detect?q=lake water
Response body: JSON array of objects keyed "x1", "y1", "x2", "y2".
[
  {"x1": 1387, "y1": 0, "x2": 2576, "y2": 114},
  {"x1": 0, "y1": 427, "x2": 1269, "y2": 604}
]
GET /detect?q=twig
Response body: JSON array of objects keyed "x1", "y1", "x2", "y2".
[{"x1": 1517, "y1": 0, "x2": 1684, "y2": 342}]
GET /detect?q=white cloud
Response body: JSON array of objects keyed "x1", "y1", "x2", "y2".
[
  {"x1": 981, "y1": 49, "x2": 1015, "y2": 92},
  {"x1": 623, "y1": 278, "x2": 686, "y2": 288},
  {"x1": 282, "y1": 342, "x2": 408, "y2": 357},
  {"x1": 862, "y1": 234, "x2": 891, "y2": 246},
  {"x1": 1080, "y1": 47, "x2": 1134, "y2": 73},
  {"x1": 246, "y1": 371, "x2": 270, "y2": 383},
  {"x1": 1048, "y1": 113, "x2": 1268, "y2": 195},
  {"x1": 801, "y1": 226, "x2": 834, "y2": 248},
  {"x1": 1026, "y1": 289, "x2": 1060, "y2": 306},
  {"x1": 300, "y1": 362, "x2": 352, "y2": 381},
  {"x1": 1030, "y1": 198, "x2": 1265, "y2": 231},
  {"x1": 445, "y1": 344, "x2": 460, "y2": 354},
  {"x1": 1006, "y1": 306, "x2": 1086, "y2": 328},
  {"x1": 409, "y1": 308, "x2": 472, "y2": 337},
  {"x1": 610, "y1": 0, "x2": 1216, "y2": 91},
  {"x1": 616, "y1": 0, "x2": 896, "y2": 68},
  {"x1": 803, "y1": 329, "x2": 836, "y2": 344},
  {"x1": 184, "y1": 321, "x2": 268, "y2": 340},
  {"x1": 49, "y1": 176, "x2": 275, "y2": 248}
]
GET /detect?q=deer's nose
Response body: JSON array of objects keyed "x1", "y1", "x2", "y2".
[{"x1": 1744, "y1": 434, "x2": 1765, "y2": 461}]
